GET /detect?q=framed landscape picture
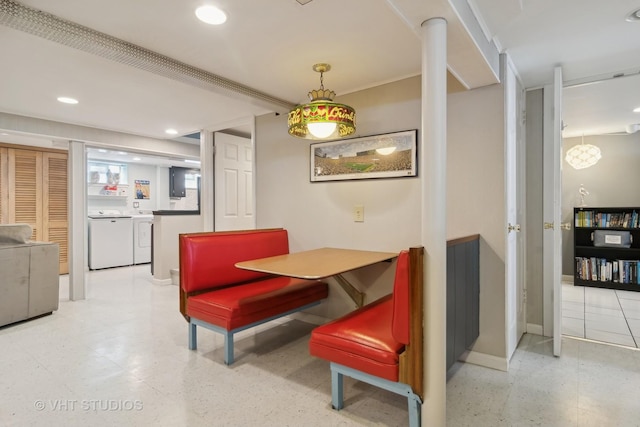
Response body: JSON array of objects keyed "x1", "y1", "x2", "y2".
[{"x1": 310, "y1": 129, "x2": 417, "y2": 182}]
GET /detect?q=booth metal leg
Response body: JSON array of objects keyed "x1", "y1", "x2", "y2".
[
  {"x1": 329, "y1": 362, "x2": 421, "y2": 426},
  {"x1": 331, "y1": 368, "x2": 344, "y2": 410},
  {"x1": 223, "y1": 331, "x2": 234, "y2": 365},
  {"x1": 188, "y1": 322, "x2": 197, "y2": 350},
  {"x1": 408, "y1": 394, "x2": 422, "y2": 427}
]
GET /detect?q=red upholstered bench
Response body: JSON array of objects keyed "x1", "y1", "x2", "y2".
[
  {"x1": 309, "y1": 247, "x2": 424, "y2": 427},
  {"x1": 179, "y1": 228, "x2": 329, "y2": 365}
]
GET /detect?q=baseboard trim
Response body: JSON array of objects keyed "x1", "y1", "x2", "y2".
[
  {"x1": 458, "y1": 350, "x2": 508, "y2": 372},
  {"x1": 527, "y1": 323, "x2": 543, "y2": 335},
  {"x1": 562, "y1": 274, "x2": 574, "y2": 284},
  {"x1": 151, "y1": 278, "x2": 173, "y2": 286}
]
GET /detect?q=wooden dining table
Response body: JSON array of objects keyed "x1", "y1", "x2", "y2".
[{"x1": 235, "y1": 247, "x2": 398, "y2": 307}]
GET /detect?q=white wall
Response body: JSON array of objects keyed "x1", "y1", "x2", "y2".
[
  {"x1": 87, "y1": 163, "x2": 164, "y2": 214},
  {"x1": 152, "y1": 213, "x2": 203, "y2": 283},
  {"x1": 447, "y1": 83, "x2": 507, "y2": 359},
  {"x1": 156, "y1": 166, "x2": 171, "y2": 210},
  {"x1": 128, "y1": 163, "x2": 159, "y2": 212},
  {"x1": 256, "y1": 76, "x2": 508, "y2": 360},
  {"x1": 86, "y1": 163, "x2": 202, "y2": 214},
  {"x1": 255, "y1": 77, "x2": 422, "y2": 319},
  {"x1": 561, "y1": 133, "x2": 640, "y2": 274}
]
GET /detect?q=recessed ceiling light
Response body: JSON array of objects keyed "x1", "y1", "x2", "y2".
[
  {"x1": 165, "y1": 128, "x2": 179, "y2": 135},
  {"x1": 626, "y1": 8, "x2": 640, "y2": 21},
  {"x1": 57, "y1": 96, "x2": 78, "y2": 104},
  {"x1": 133, "y1": 157, "x2": 142, "y2": 161},
  {"x1": 633, "y1": 107, "x2": 640, "y2": 113},
  {"x1": 195, "y1": 5, "x2": 227, "y2": 25},
  {"x1": 117, "y1": 151, "x2": 127, "y2": 155}
]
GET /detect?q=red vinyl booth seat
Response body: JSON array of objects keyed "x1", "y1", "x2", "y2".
[
  {"x1": 187, "y1": 275, "x2": 329, "y2": 331},
  {"x1": 309, "y1": 294, "x2": 402, "y2": 381},
  {"x1": 308, "y1": 249, "x2": 422, "y2": 427},
  {"x1": 309, "y1": 250, "x2": 410, "y2": 382},
  {"x1": 179, "y1": 228, "x2": 328, "y2": 365}
]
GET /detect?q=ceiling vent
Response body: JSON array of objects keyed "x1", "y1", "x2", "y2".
[{"x1": 0, "y1": 0, "x2": 294, "y2": 111}]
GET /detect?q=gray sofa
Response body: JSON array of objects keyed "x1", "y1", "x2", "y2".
[{"x1": 0, "y1": 224, "x2": 60, "y2": 328}]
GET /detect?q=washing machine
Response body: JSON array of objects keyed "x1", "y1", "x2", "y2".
[
  {"x1": 88, "y1": 216, "x2": 134, "y2": 269},
  {"x1": 133, "y1": 215, "x2": 153, "y2": 264}
]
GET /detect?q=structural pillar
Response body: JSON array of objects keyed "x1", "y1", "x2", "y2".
[
  {"x1": 421, "y1": 17, "x2": 447, "y2": 426},
  {"x1": 68, "y1": 140, "x2": 86, "y2": 300},
  {"x1": 200, "y1": 130, "x2": 215, "y2": 231}
]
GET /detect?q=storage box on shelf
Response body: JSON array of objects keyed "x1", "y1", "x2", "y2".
[
  {"x1": 574, "y1": 207, "x2": 640, "y2": 292},
  {"x1": 87, "y1": 183, "x2": 129, "y2": 200}
]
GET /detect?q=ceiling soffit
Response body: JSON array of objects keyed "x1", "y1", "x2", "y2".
[
  {"x1": 386, "y1": 0, "x2": 500, "y2": 89},
  {"x1": 0, "y1": 0, "x2": 295, "y2": 113}
]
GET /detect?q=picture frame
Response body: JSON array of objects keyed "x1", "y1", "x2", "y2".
[
  {"x1": 134, "y1": 179, "x2": 151, "y2": 199},
  {"x1": 310, "y1": 129, "x2": 417, "y2": 182}
]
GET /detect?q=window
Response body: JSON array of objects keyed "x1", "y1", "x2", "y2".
[
  {"x1": 185, "y1": 172, "x2": 200, "y2": 189},
  {"x1": 88, "y1": 162, "x2": 128, "y2": 185}
]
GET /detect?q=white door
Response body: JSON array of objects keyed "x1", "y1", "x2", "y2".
[
  {"x1": 504, "y1": 57, "x2": 524, "y2": 360},
  {"x1": 543, "y1": 67, "x2": 563, "y2": 356},
  {"x1": 214, "y1": 132, "x2": 255, "y2": 231}
]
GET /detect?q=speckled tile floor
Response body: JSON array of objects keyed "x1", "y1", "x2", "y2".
[{"x1": 1, "y1": 266, "x2": 640, "y2": 426}]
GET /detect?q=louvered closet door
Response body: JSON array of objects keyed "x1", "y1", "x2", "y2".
[
  {"x1": 0, "y1": 148, "x2": 7, "y2": 223},
  {"x1": 43, "y1": 152, "x2": 68, "y2": 274},
  {"x1": 8, "y1": 149, "x2": 42, "y2": 241}
]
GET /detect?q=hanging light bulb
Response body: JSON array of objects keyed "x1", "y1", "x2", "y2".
[
  {"x1": 288, "y1": 64, "x2": 356, "y2": 140},
  {"x1": 307, "y1": 122, "x2": 337, "y2": 139},
  {"x1": 565, "y1": 134, "x2": 601, "y2": 169}
]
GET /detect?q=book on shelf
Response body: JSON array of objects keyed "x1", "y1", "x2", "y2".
[
  {"x1": 575, "y1": 257, "x2": 640, "y2": 284},
  {"x1": 574, "y1": 209, "x2": 639, "y2": 228}
]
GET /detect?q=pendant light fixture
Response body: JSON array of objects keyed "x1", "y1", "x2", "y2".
[
  {"x1": 288, "y1": 63, "x2": 356, "y2": 140},
  {"x1": 565, "y1": 134, "x2": 602, "y2": 170}
]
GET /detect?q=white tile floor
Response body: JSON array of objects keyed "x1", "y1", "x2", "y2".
[
  {"x1": 1, "y1": 266, "x2": 640, "y2": 426},
  {"x1": 562, "y1": 282, "x2": 640, "y2": 348}
]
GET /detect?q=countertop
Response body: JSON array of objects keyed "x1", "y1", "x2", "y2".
[{"x1": 152, "y1": 210, "x2": 200, "y2": 216}]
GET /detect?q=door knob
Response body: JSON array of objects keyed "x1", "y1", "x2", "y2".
[
  {"x1": 560, "y1": 222, "x2": 572, "y2": 231},
  {"x1": 544, "y1": 222, "x2": 554, "y2": 229},
  {"x1": 508, "y1": 223, "x2": 521, "y2": 233}
]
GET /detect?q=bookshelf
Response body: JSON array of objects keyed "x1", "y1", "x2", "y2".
[{"x1": 574, "y1": 207, "x2": 640, "y2": 292}]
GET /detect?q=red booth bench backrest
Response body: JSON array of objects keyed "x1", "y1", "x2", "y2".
[
  {"x1": 392, "y1": 250, "x2": 410, "y2": 345},
  {"x1": 180, "y1": 228, "x2": 289, "y2": 294}
]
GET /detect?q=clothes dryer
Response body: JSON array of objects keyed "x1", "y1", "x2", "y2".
[{"x1": 133, "y1": 215, "x2": 153, "y2": 264}]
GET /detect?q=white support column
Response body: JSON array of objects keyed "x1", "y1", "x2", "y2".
[
  {"x1": 421, "y1": 17, "x2": 447, "y2": 426},
  {"x1": 68, "y1": 140, "x2": 86, "y2": 300},
  {"x1": 200, "y1": 130, "x2": 215, "y2": 231}
]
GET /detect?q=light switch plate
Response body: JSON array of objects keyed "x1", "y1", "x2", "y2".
[{"x1": 354, "y1": 205, "x2": 364, "y2": 222}]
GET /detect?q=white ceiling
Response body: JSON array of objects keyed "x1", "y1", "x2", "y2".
[
  {"x1": 0, "y1": 0, "x2": 639, "y2": 149},
  {"x1": 472, "y1": 0, "x2": 640, "y2": 138},
  {"x1": 563, "y1": 73, "x2": 640, "y2": 138}
]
